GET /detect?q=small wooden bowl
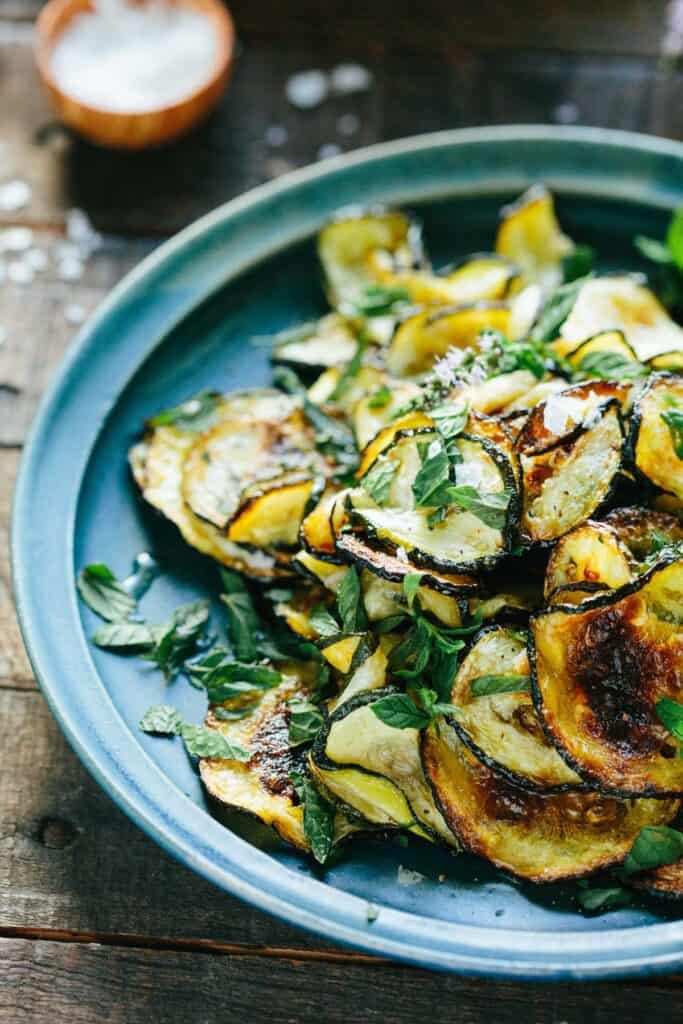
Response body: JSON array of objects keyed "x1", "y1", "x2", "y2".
[{"x1": 35, "y1": 0, "x2": 235, "y2": 149}]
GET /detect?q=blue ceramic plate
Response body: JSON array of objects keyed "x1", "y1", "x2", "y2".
[{"x1": 12, "y1": 126, "x2": 683, "y2": 979}]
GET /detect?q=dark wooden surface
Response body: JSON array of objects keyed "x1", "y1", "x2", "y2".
[{"x1": 2, "y1": 2, "x2": 683, "y2": 1019}]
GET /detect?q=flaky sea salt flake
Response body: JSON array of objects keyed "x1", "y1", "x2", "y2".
[
  {"x1": 0, "y1": 180, "x2": 31, "y2": 212},
  {"x1": 330, "y1": 63, "x2": 373, "y2": 96},
  {"x1": 285, "y1": 70, "x2": 329, "y2": 109}
]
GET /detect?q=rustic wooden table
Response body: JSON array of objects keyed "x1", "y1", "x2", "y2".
[{"x1": 2, "y1": 2, "x2": 683, "y2": 1019}]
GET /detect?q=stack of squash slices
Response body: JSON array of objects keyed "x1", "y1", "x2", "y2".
[{"x1": 128, "y1": 187, "x2": 683, "y2": 903}]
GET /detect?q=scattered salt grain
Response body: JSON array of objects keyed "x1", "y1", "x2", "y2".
[
  {"x1": 25, "y1": 248, "x2": 49, "y2": 272},
  {"x1": 397, "y1": 865, "x2": 426, "y2": 887},
  {"x1": 553, "y1": 102, "x2": 579, "y2": 125},
  {"x1": 265, "y1": 124, "x2": 288, "y2": 147},
  {"x1": 285, "y1": 69, "x2": 329, "y2": 109},
  {"x1": 337, "y1": 113, "x2": 360, "y2": 136},
  {"x1": 0, "y1": 227, "x2": 33, "y2": 252},
  {"x1": 57, "y1": 256, "x2": 85, "y2": 282},
  {"x1": 0, "y1": 180, "x2": 31, "y2": 212},
  {"x1": 67, "y1": 207, "x2": 102, "y2": 258},
  {"x1": 7, "y1": 260, "x2": 34, "y2": 285},
  {"x1": 317, "y1": 143, "x2": 341, "y2": 160},
  {"x1": 543, "y1": 394, "x2": 585, "y2": 435},
  {"x1": 64, "y1": 303, "x2": 86, "y2": 325},
  {"x1": 50, "y1": 0, "x2": 220, "y2": 113},
  {"x1": 330, "y1": 63, "x2": 373, "y2": 96}
]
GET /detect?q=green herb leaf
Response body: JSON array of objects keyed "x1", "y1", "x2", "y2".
[
  {"x1": 291, "y1": 770, "x2": 335, "y2": 864},
  {"x1": 371, "y1": 693, "x2": 432, "y2": 730},
  {"x1": 144, "y1": 600, "x2": 210, "y2": 679},
  {"x1": 308, "y1": 604, "x2": 341, "y2": 638},
  {"x1": 336, "y1": 566, "x2": 367, "y2": 632},
  {"x1": 662, "y1": 402, "x2": 683, "y2": 459},
  {"x1": 656, "y1": 697, "x2": 683, "y2": 745},
  {"x1": 288, "y1": 699, "x2": 324, "y2": 747},
  {"x1": 354, "y1": 284, "x2": 411, "y2": 316},
  {"x1": 361, "y1": 456, "x2": 398, "y2": 505},
  {"x1": 563, "y1": 245, "x2": 595, "y2": 283},
  {"x1": 412, "y1": 438, "x2": 450, "y2": 507},
  {"x1": 470, "y1": 674, "x2": 532, "y2": 697},
  {"x1": 402, "y1": 572, "x2": 423, "y2": 610},
  {"x1": 181, "y1": 723, "x2": 250, "y2": 761},
  {"x1": 576, "y1": 351, "x2": 646, "y2": 381},
  {"x1": 273, "y1": 365, "x2": 359, "y2": 474},
  {"x1": 212, "y1": 704, "x2": 259, "y2": 721},
  {"x1": 634, "y1": 235, "x2": 673, "y2": 265},
  {"x1": 446, "y1": 485, "x2": 511, "y2": 531},
  {"x1": 531, "y1": 276, "x2": 590, "y2": 344},
  {"x1": 220, "y1": 569, "x2": 260, "y2": 662},
  {"x1": 77, "y1": 563, "x2": 137, "y2": 622},
  {"x1": 139, "y1": 705, "x2": 183, "y2": 735},
  {"x1": 330, "y1": 336, "x2": 366, "y2": 401},
  {"x1": 368, "y1": 386, "x2": 392, "y2": 409},
  {"x1": 576, "y1": 883, "x2": 633, "y2": 914},
  {"x1": 430, "y1": 401, "x2": 469, "y2": 439},
  {"x1": 666, "y1": 208, "x2": 683, "y2": 270},
  {"x1": 187, "y1": 649, "x2": 281, "y2": 701},
  {"x1": 148, "y1": 390, "x2": 221, "y2": 432},
  {"x1": 429, "y1": 642, "x2": 463, "y2": 703},
  {"x1": 623, "y1": 825, "x2": 683, "y2": 875},
  {"x1": 92, "y1": 621, "x2": 156, "y2": 650}
]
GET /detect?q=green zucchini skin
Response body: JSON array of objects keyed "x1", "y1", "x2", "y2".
[
  {"x1": 625, "y1": 372, "x2": 683, "y2": 502},
  {"x1": 530, "y1": 555, "x2": 683, "y2": 799}
]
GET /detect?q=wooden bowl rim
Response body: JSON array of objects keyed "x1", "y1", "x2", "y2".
[{"x1": 35, "y1": 0, "x2": 235, "y2": 120}]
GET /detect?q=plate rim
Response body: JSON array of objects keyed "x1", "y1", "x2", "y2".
[{"x1": 11, "y1": 125, "x2": 683, "y2": 979}]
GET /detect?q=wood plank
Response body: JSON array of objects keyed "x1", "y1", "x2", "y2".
[
  {"x1": 0, "y1": 0, "x2": 675, "y2": 58},
  {"x1": 1, "y1": 936, "x2": 683, "y2": 1024},
  {"x1": 0, "y1": 686, "x2": 343, "y2": 950},
  {"x1": 2, "y1": 29, "x2": 682, "y2": 236},
  {"x1": 0, "y1": 452, "x2": 32, "y2": 690}
]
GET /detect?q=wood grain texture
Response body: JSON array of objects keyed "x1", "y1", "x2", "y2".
[
  {"x1": 2, "y1": 936, "x2": 683, "y2": 1024},
  {"x1": 2, "y1": 30, "x2": 683, "y2": 235}
]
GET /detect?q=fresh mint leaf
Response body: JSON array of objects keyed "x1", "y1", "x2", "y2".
[
  {"x1": 330, "y1": 336, "x2": 366, "y2": 401},
  {"x1": 531, "y1": 276, "x2": 590, "y2": 344},
  {"x1": 77, "y1": 563, "x2": 136, "y2": 622},
  {"x1": 368, "y1": 386, "x2": 392, "y2": 409},
  {"x1": 662, "y1": 402, "x2": 683, "y2": 459},
  {"x1": 576, "y1": 883, "x2": 633, "y2": 914},
  {"x1": 291, "y1": 770, "x2": 335, "y2": 864},
  {"x1": 186, "y1": 649, "x2": 280, "y2": 700},
  {"x1": 149, "y1": 390, "x2": 221, "y2": 432},
  {"x1": 181, "y1": 723, "x2": 250, "y2": 761},
  {"x1": 92, "y1": 621, "x2": 156, "y2": 650},
  {"x1": 563, "y1": 245, "x2": 595, "y2": 283},
  {"x1": 622, "y1": 825, "x2": 683, "y2": 875},
  {"x1": 139, "y1": 705, "x2": 183, "y2": 735},
  {"x1": 656, "y1": 698, "x2": 683, "y2": 745},
  {"x1": 288, "y1": 699, "x2": 324, "y2": 747},
  {"x1": 666, "y1": 208, "x2": 683, "y2": 270},
  {"x1": 429, "y1": 643, "x2": 461, "y2": 703},
  {"x1": 212, "y1": 704, "x2": 259, "y2": 721},
  {"x1": 430, "y1": 401, "x2": 469, "y2": 440},
  {"x1": 470, "y1": 674, "x2": 532, "y2": 696},
  {"x1": 337, "y1": 566, "x2": 367, "y2": 632},
  {"x1": 446, "y1": 486, "x2": 511, "y2": 531},
  {"x1": 308, "y1": 604, "x2": 341, "y2": 639},
  {"x1": 371, "y1": 693, "x2": 432, "y2": 730},
  {"x1": 576, "y1": 351, "x2": 646, "y2": 381},
  {"x1": 361, "y1": 456, "x2": 398, "y2": 505},
  {"x1": 220, "y1": 569, "x2": 260, "y2": 662},
  {"x1": 144, "y1": 600, "x2": 210, "y2": 679},
  {"x1": 412, "y1": 438, "x2": 450, "y2": 507},
  {"x1": 354, "y1": 284, "x2": 411, "y2": 316},
  {"x1": 402, "y1": 572, "x2": 423, "y2": 610}
]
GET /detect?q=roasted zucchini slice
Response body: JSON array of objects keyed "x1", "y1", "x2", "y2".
[
  {"x1": 330, "y1": 644, "x2": 389, "y2": 711},
  {"x1": 514, "y1": 380, "x2": 630, "y2": 458},
  {"x1": 629, "y1": 858, "x2": 683, "y2": 901},
  {"x1": 450, "y1": 626, "x2": 584, "y2": 791},
  {"x1": 300, "y1": 487, "x2": 348, "y2": 564},
  {"x1": 628, "y1": 374, "x2": 683, "y2": 506},
  {"x1": 292, "y1": 549, "x2": 348, "y2": 592},
  {"x1": 200, "y1": 668, "x2": 313, "y2": 848},
  {"x1": 271, "y1": 314, "x2": 358, "y2": 374},
  {"x1": 494, "y1": 186, "x2": 573, "y2": 293},
  {"x1": 422, "y1": 720, "x2": 678, "y2": 882},
  {"x1": 357, "y1": 411, "x2": 434, "y2": 477},
  {"x1": 130, "y1": 416, "x2": 289, "y2": 580},
  {"x1": 336, "y1": 532, "x2": 477, "y2": 597},
  {"x1": 544, "y1": 521, "x2": 633, "y2": 604},
  {"x1": 386, "y1": 303, "x2": 511, "y2": 377},
  {"x1": 182, "y1": 394, "x2": 323, "y2": 533},
  {"x1": 360, "y1": 568, "x2": 464, "y2": 628},
  {"x1": 517, "y1": 401, "x2": 624, "y2": 544},
  {"x1": 228, "y1": 474, "x2": 321, "y2": 550},
  {"x1": 311, "y1": 689, "x2": 457, "y2": 843},
  {"x1": 376, "y1": 253, "x2": 518, "y2": 307},
  {"x1": 318, "y1": 208, "x2": 425, "y2": 311},
  {"x1": 532, "y1": 557, "x2": 683, "y2": 796},
  {"x1": 352, "y1": 379, "x2": 422, "y2": 450},
  {"x1": 349, "y1": 430, "x2": 516, "y2": 573},
  {"x1": 649, "y1": 351, "x2": 683, "y2": 373},
  {"x1": 320, "y1": 633, "x2": 367, "y2": 674},
  {"x1": 559, "y1": 276, "x2": 683, "y2": 363},
  {"x1": 602, "y1": 506, "x2": 683, "y2": 563}
]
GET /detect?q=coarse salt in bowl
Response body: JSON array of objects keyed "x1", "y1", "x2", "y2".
[{"x1": 35, "y1": 0, "x2": 235, "y2": 149}]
